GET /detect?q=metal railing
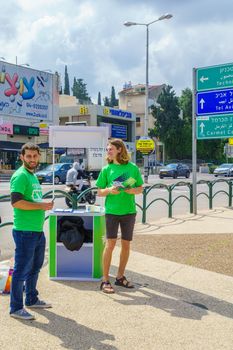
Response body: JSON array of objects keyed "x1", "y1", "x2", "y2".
[
  {"x1": 1, "y1": 180, "x2": 233, "y2": 227},
  {"x1": 0, "y1": 188, "x2": 97, "y2": 228},
  {"x1": 140, "y1": 178, "x2": 233, "y2": 223}
]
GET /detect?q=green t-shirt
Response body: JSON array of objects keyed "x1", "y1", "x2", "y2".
[
  {"x1": 10, "y1": 166, "x2": 45, "y2": 231},
  {"x1": 96, "y1": 162, "x2": 143, "y2": 215}
]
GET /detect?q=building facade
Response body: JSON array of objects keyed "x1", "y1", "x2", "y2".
[
  {"x1": 59, "y1": 95, "x2": 136, "y2": 161},
  {"x1": 118, "y1": 83, "x2": 166, "y2": 163}
]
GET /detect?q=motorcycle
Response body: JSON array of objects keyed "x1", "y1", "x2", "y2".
[{"x1": 65, "y1": 172, "x2": 96, "y2": 208}]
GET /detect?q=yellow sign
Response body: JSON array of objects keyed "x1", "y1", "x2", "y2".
[
  {"x1": 136, "y1": 138, "x2": 155, "y2": 154},
  {"x1": 229, "y1": 138, "x2": 233, "y2": 145},
  {"x1": 79, "y1": 106, "x2": 89, "y2": 115},
  {"x1": 103, "y1": 107, "x2": 110, "y2": 115},
  {"x1": 39, "y1": 123, "x2": 48, "y2": 128}
]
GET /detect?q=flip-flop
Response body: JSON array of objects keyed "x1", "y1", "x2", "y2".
[{"x1": 115, "y1": 276, "x2": 134, "y2": 288}]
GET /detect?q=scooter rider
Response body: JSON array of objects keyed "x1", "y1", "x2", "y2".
[{"x1": 66, "y1": 162, "x2": 79, "y2": 189}]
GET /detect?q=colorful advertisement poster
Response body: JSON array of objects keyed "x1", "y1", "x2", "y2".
[{"x1": 0, "y1": 61, "x2": 57, "y2": 121}]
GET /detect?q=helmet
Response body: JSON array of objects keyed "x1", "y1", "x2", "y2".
[{"x1": 73, "y1": 162, "x2": 79, "y2": 170}]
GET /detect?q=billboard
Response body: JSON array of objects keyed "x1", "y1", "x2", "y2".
[{"x1": 0, "y1": 61, "x2": 58, "y2": 121}]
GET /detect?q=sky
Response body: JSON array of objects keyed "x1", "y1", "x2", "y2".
[{"x1": 1, "y1": 0, "x2": 233, "y2": 103}]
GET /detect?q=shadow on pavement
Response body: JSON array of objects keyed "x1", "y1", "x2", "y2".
[
  {"x1": 111, "y1": 268, "x2": 233, "y2": 321},
  {"x1": 19, "y1": 308, "x2": 116, "y2": 350},
  {"x1": 54, "y1": 267, "x2": 233, "y2": 321}
]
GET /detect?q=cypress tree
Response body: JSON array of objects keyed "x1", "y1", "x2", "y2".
[
  {"x1": 98, "y1": 92, "x2": 101, "y2": 105},
  {"x1": 64, "y1": 65, "x2": 70, "y2": 95}
]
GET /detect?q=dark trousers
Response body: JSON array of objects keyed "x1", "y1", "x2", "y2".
[{"x1": 10, "y1": 230, "x2": 45, "y2": 313}]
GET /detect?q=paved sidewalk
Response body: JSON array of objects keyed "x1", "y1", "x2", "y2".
[{"x1": 0, "y1": 208, "x2": 233, "y2": 349}]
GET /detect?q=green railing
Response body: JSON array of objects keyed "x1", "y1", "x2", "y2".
[
  {"x1": 1, "y1": 181, "x2": 233, "y2": 227},
  {"x1": 140, "y1": 178, "x2": 233, "y2": 223},
  {"x1": 0, "y1": 188, "x2": 97, "y2": 228},
  {"x1": 141, "y1": 181, "x2": 193, "y2": 223}
]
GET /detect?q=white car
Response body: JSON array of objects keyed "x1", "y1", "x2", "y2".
[{"x1": 213, "y1": 163, "x2": 233, "y2": 177}]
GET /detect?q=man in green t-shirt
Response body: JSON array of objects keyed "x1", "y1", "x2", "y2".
[
  {"x1": 9, "y1": 143, "x2": 54, "y2": 320},
  {"x1": 96, "y1": 139, "x2": 143, "y2": 294}
]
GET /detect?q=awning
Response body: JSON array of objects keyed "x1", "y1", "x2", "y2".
[
  {"x1": 0, "y1": 141, "x2": 24, "y2": 151},
  {"x1": 38, "y1": 142, "x2": 66, "y2": 154}
]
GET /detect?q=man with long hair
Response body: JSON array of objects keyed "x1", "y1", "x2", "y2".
[
  {"x1": 96, "y1": 139, "x2": 143, "y2": 293},
  {"x1": 10, "y1": 143, "x2": 54, "y2": 320}
]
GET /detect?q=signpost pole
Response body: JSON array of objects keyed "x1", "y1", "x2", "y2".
[{"x1": 192, "y1": 67, "x2": 197, "y2": 214}]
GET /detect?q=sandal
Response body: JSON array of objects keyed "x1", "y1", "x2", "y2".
[
  {"x1": 100, "y1": 281, "x2": 115, "y2": 294},
  {"x1": 115, "y1": 276, "x2": 134, "y2": 289}
]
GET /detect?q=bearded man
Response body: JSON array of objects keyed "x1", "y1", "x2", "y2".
[{"x1": 9, "y1": 143, "x2": 54, "y2": 320}]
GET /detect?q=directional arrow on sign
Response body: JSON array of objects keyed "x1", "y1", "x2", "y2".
[
  {"x1": 200, "y1": 122, "x2": 205, "y2": 133},
  {"x1": 200, "y1": 76, "x2": 209, "y2": 83},
  {"x1": 199, "y1": 98, "x2": 205, "y2": 109}
]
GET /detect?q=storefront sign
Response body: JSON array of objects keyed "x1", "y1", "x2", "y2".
[
  {"x1": 0, "y1": 122, "x2": 13, "y2": 135},
  {"x1": 79, "y1": 106, "x2": 89, "y2": 115},
  {"x1": 39, "y1": 123, "x2": 49, "y2": 135},
  {"x1": 111, "y1": 124, "x2": 127, "y2": 140},
  {"x1": 13, "y1": 124, "x2": 39, "y2": 136},
  {"x1": 103, "y1": 107, "x2": 132, "y2": 119}
]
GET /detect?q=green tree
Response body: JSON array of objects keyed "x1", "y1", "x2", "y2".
[
  {"x1": 72, "y1": 78, "x2": 91, "y2": 104},
  {"x1": 178, "y1": 87, "x2": 193, "y2": 158},
  {"x1": 179, "y1": 87, "x2": 226, "y2": 162},
  {"x1": 98, "y1": 92, "x2": 101, "y2": 105},
  {"x1": 110, "y1": 86, "x2": 118, "y2": 107},
  {"x1": 64, "y1": 65, "x2": 70, "y2": 95},
  {"x1": 103, "y1": 96, "x2": 110, "y2": 106},
  {"x1": 151, "y1": 85, "x2": 184, "y2": 159}
]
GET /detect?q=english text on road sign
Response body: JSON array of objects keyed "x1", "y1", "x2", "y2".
[
  {"x1": 197, "y1": 63, "x2": 233, "y2": 91},
  {"x1": 196, "y1": 114, "x2": 233, "y2": 139},
  {"x1": 196, "y1": 88, "x2": 233, "y2": 116}
]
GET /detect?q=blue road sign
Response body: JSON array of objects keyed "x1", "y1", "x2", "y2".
[{"x1": 196, "y1": 88, "x2": 233, "y2": 116}]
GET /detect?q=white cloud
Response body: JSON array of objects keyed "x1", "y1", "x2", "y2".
[{"x1": 1, "y1": 0, "x2": 233, "y2": 101}]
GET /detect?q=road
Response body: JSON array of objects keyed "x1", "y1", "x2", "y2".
[{"x1": 0, "y1": 173, "x2": 232, "y2": 260}]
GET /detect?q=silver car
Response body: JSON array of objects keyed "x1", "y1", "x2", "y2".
[{"x1": 213, "y1": 163, "x2": 233, "y2": 177}]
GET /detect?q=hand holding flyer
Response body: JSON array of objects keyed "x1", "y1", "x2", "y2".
[{"x1": 113, "y1": 177, "x2": 136, "y2": 190}]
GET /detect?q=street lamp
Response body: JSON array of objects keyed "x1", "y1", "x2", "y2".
[{"x1": 124, "y1": 13, "x2": 173, "y2": 183}]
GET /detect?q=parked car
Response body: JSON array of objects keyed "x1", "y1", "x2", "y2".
[
  {"x1": 35, "y1": 163, "x2": 73, "y2": 184},
  {"x1": 148, "y1": 160, "x2": 164, "y2": 167},
  {"x1": 159, "y1": 163, "x2": 190, "y2": 179},
  {"x1": 213, "y1": 163, "x2": 233, "y2": 177}
]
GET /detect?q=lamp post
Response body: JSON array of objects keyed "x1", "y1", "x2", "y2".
[{"x1": 124, "y1": 13, "x2": 172, "y2": 183}]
